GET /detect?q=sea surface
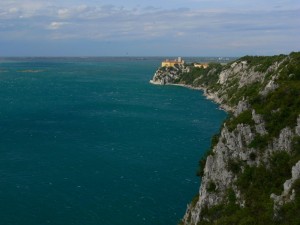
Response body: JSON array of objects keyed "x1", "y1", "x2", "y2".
[{"x1": 0, "y1": 57, "x2": 227, "y2": 225}]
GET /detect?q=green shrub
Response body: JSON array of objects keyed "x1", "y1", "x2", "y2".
[
  {"x1": 227, "y1": 159, "x2": 242, "y2": 174},
  {"x1": 226, "y1": 188, "x2": 237, "y2": 204},
  {"x1": 178, "y1": 63, "x2": 223, "y2": 87},
  {"x1": 239, "y1": 54, "x2": 286, "y2": 73},
  {"x1": 248, "y1": 134, "x2": 269, "y2": 151},
  {"x1": 196, "y1": 133, "x2": 220, "y2": 177},
  {"x1": 250, "y1": 53, "x2": 300, "y2": 139},
  {"x1": 252, "y1": 81, "x2": 300, "y2": 138},
  {"x1": 229, "y1": 82, "x2": 261, "y2": 105},
  {"x1": 249, "y1": 152, "x2": 257, "y2": 161},
  {"x1": 211, "y1": 133, "x2": 220, "y2": 147},
  {"x1": 292, "y1": 136, "x2": 300, "y2": 155},
  {"x1": 196, "y1": 149, "x2": 212, "y2": 177},
  {"x1": 278, "y1": 179, "x2": 300, "y2": 225},
  {"x1": 191, "y1": 194, "x2": 199, "y2": 207},
  {"x1": 226, "y1": 110, "x2": 254, "y2": 132},
  {"x1": 207, "y1": 181, "x2": 217, "y2": 193}
]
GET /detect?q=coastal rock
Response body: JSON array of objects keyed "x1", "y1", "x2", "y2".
[
  {"x1": 272, "y1": 127, "x2": 294, "y2": 152},
  {"x1": 233, "y1": 61, "x2": 247, "y2": 74},
  {"x1": 150, "y1": 63, "x2": 234, "y2": 112},
  {"x1": 203, "y1": 89, "x2": 232, "y2": 111},
  {"x1": 150, "y1": 54, "x2": 300, "y2": 224},
  {"x1": 284, "y1": 161, "x2": 300, "y2": 193},
  {"x1": 182, "y1": 139, "x2": 234, "y2": 224},
  {"x1": 234, "y1": 100, "x2": 250, "y2": 117},
  {"x1": 296, "y1": 115, "x2": 300, "y2": 136},
  {"x1": 150, "y1": 70, "x2": 178, "y2": 85},
  {"x1": 218, "y1": 60, "x2": 264, "y2": 88},
  {"x1": 218, "y1": 70, "x2": 231, "y2": 84},
  {"x1": 150, "y1": 63, "x2": 187, "y2": 85},
  {"x1": 260, "y1": 79, "x2": 279, "y2": 96},
  {"x1": 218, "y1": 61, "x2": 248, "y2": 85},
  {"x1": 252, "y1": 110, "x2": 267, "y2": 135},
  {"x1": 238, "y1": 68, "x2": 263, "y2": 87},
  {"x1": 222, "y1": 124, "x2": 254, "y2": 150},
  {"x1": 182, "y1": 122, "x2": 256, "y2": 224},
  {"x1": 271, "y1": 160, "x2": 300, "y2": 217}
]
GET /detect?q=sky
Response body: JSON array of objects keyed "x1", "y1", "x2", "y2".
[{"x1": 0, "y1": 0, "x2": 299, "y2": 56}]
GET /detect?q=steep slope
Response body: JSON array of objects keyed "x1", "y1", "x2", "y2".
[{"x1": 151, "y1": 52, "x2": 300, "y2": 224}]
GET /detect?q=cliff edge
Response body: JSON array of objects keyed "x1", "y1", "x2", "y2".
[{"x1": 151, "y1": 53, "x2": 300, "y2": 225}]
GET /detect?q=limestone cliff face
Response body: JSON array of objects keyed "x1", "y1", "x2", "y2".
[
  {"x1": 150, "y1": 63, "x2": 189, "y2": 85},
  {"x1": 182, "y1": 112, "x2": 300, "y2": 224},
  {"x1": 151, "y1": 53, "x2": 300, "y2": 224}
]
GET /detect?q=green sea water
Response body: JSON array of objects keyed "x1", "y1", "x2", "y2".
[{"x1": 0, "y1": 58, "x2": 226, "y2": 225}]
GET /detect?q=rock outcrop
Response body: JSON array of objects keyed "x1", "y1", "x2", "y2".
[
  {"x1": 151, "y1": 52, "x2": 300, "y2": 224},
  {"x1": 150, "y1": 63, "x2": 189, "y2": 85}
]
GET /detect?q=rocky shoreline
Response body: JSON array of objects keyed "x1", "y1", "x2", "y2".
[
  {"x1": 150, "y1": 53, "x2": 300, "y2": 225},
  {"x1": 149, "y1": 79, "x2": 233, "y2": 112}
]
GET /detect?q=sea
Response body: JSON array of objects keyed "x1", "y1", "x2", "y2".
[{"x1": 0, "y1": 57, "x2": 227, "y2": 225}]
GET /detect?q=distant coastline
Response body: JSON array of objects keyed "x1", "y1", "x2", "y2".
[{"x1": 149, "y1": 57, "x2": 233, "y2": 112}]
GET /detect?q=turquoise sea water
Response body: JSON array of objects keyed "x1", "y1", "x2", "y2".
[{"x1": 0, "y1": 58, "x2": 226, "y2": 225}]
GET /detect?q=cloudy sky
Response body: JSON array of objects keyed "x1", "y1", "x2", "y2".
[{"x1": 0, "y1": 0, "x2": 299, "y2": 56}]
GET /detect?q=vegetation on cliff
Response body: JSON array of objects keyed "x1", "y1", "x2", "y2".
[
  {"x1": 152, "y1": 52, "x2": 300, "y2": 225},
  {"x1": 175, "y1": 63, "x2": 222, "y2": 89},
  {"x1": 190, "y1": 52, "x2": 300, "y2": 225}
]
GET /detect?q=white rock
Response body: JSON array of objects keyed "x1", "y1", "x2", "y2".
[
  {"x1": 295, "y1": 115, "x2": 300, "y2": 136},
  {"x1": 234, "y1": 100, "x2": 250, "y2": 116},
  {"x1": 272, "y1": 128, "x2": 294, "y2": 152}
]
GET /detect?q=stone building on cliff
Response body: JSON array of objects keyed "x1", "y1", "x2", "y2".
[{"x1": 161, "y1": 57, "x2": 184, "y2": 67}]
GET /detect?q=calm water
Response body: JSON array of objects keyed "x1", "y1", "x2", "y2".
[{"x1": 0, "y1": 58, "x2": 226, "y2": 225}]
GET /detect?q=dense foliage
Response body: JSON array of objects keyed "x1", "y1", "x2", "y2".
[
  {"x1": 239, "y1": 54, "x2": 286, "y2": 73},
  {"x1": 181, "y1": 52, "x2": 300, "y2": 224},
  {"x1": 176, "y1": 63, "x2": 222, "y2": 90}
]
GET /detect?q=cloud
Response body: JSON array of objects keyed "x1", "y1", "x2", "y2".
[
  {"x1": 57, "y1": 9, "x2": 71, "y2": 19},
  {"x1": 47, "y1": 22, "x2": 69, "y2": 30},
  {"x1": 1, "y1": 4, "x2": 299, "y2": 39},
  {"x1": 0, "y1": 0, "x2": 299, "y2": 55}
]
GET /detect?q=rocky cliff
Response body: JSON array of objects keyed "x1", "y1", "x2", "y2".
[{"x1": 151, "y1": 52, "x2": 300, "y2": 225}]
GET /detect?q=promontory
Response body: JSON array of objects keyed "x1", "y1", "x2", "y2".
[{"x1": 151, "y1": 52, "x2": 300, "y2": 225}]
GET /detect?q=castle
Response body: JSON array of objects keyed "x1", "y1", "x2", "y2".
[
  {"x1": 161, "y1": 57, "x2": 184, "y2": 67},
  {"x1": 194, "y1": 63, "x2": 209, "y2": 69}
]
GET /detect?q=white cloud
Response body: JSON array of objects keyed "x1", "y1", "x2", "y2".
[
  {"x1": 48, "y1": 22, "x2": 69, "y2": 30},
  {"x1": 0, "y1": 0, "x2": 299, "y2": 55},
  {"x1": 9, "y1": 7, "x2": 19, "y2": 13},
  {"x1": 58, "y1": 9, "x2": 71, "y2": 19}
]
